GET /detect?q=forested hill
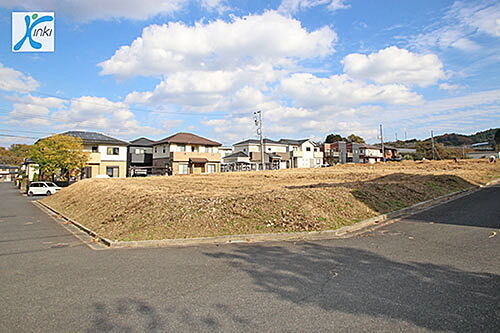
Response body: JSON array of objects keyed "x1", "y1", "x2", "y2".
[{"x1": 386, "y1": 128, "x2": 499, "y2": 148}]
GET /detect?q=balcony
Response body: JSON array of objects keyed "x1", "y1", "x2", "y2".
[
  {"x1": 88, "y1": 152, "x2": 101, "y2": 163},
  {"x1": 313, "y1": 151, "x2": 324, "y2": 158},
  {"x1": 290, "y1": 150, "x2": 303, "y2": 158}
]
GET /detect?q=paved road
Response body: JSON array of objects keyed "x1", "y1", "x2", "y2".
[{"x1": 1, "y1": 182, "x2": 499, "y2": 332}]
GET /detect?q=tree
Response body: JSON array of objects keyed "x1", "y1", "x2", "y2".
[
  {"x1": 347, "y1": 134, "x2": 365, "y2": 143},
  {"x1": 29, "y1": 135, "x2": 89, "y2": 180},
  {"x1": 0, "y1": 144, "x2": 33, "y2": 165},
  {"x1": 325, "y1": 133, "x2": 347, "y2": 143}
]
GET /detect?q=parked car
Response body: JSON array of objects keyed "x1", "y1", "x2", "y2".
[{"x1": 27, "y1": 182, "x2": 61, "y2": 196}]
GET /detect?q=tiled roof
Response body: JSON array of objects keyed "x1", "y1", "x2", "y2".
[
  {"x1": 129, "y1": 137, "x2": 155, "y2": 146},
  {"x1": 233, "y1": 138, "x2": 284, "y2": 145},
  {"x1": 224, "y1": 151, "x2": 249, "y2": 159},
  {"x1": 278, "y1": 138, "x2": 310, "y2": 145},
  {"x1": 61, "y1": 131, "x2": 128, "y2": 145},
  {"x1": 155, "y1": 132, "x2": 221, "y2": 146}
]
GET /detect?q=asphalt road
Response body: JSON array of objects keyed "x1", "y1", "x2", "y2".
[{"x1": 1, "y1": 182, "x2": 499, "y2": 332}]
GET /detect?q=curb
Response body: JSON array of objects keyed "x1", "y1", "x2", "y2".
[{"x1": 36, "y1": 178, "x2": 499, "y2": 249}]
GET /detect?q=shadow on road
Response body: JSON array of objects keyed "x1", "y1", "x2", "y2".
[
  {"x1": 206, "y1": 243, "x2": 500, "y2": 331},
  {"x1": 87, "y1": 298, "x2": 164, "y2": 332}
]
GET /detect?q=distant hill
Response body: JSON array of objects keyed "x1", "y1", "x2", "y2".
[{"x1": 386, "y1": 128, "x2": 499, "y2": 148}]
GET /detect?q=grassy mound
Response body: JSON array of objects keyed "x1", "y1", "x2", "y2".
[{"x1": 42, "y1": 160, "x2": 500, "y2": 241}]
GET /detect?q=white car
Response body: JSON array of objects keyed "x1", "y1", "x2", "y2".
[{"x1": 27, "y1": 182, "x2": 61, "y2": 196}]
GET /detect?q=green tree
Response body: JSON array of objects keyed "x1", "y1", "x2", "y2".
[
  {"x1": 0, "y1": 144, "x2": 33, "y2": 165},
  {"x1": 325, "y1": 133, "x2": 347, "y2": 143},
  {"x1": 347, "y1": 134, "x2": 365, "y2": 143},
  {"x1": 29, "y1": 135, "x2": 89, "y2": 180}
]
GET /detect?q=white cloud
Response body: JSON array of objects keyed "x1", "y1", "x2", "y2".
[
  {"x1": 439, "y1": 83, "x2": 463, "y2": 91},
  {"x1": 410, "y1": 1, "x2": 500, "y2": 52},
  {"x1": 99, "y1": 11, "x2": 336, "y2": 78},
  {"x1": 456, "y1": 1, "x2": 500, "y2": 37},
  {"x1": 280, "y1": 73, "x2": 422, "y2": 107},
  {"x1": 4, "y1": 95, "x2": 63, "y2": 126},
  {"x1": 342, "y1": 46, "x2": 445, "y2": 87},
  {"x1": 200, "y1": 0, "x2": 230, "y2": 13},
  {"x1": 0, "y1": 0, "x2": 188, "y2": 21},
  {"x1": 278, "y1": 0, "x2": 349, "y2": 14},
  {"x1": 0, "y1": 63, "x2": 39, "y2": 93}
]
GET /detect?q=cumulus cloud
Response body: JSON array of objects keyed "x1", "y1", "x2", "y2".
[
  {"x1": 280, "y1": 73, "x2": 422, "y2": 107},
  {"x1": 0, "y1": 0, "x2": 188, "y2": 21},
  {"x1": 4, "y1": 95, "x2": 63, "y2": 126},
  {"x1": 99, "y1": 11, "x2": 336, "y2": 78},
  {"x1": 342, "y1": 46, "x2": 445, "y2": 87},
  {"x1": 278, "y1": 0, "x2": 350, "y2": 14},
  {"x1": 0, "y1": 63, "x2": 39, "y2": 93}
]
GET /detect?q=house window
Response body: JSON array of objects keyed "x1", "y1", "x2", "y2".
[
  {"x1": 179, "y1": 145, "x2": 186, "y2": 152},
  {"x1": 162, "y1": 146, "x2": 166, "y2": 153},
  {"x1": 178, "y1": 163, "x2": 188, "y2": 174},
  {"x1": 207, "y1": 164, "x2": 216, "y2": 173},
  {"x1": 106, "y1": 166, "x2": 119, "y2": 178},
  {"x1": 243, "y1": 148, "x2": 246, "y2": 152},
  {"x1": 91, "y1": 146, "x2": 98, "y2": 153},
  {"x1": 268, "y1": 148, "x2": 271, "y2": 151},
  {"x1": 107, "y1": 147, "x2": 120, "y2": 155},
  {"x1": 154, "y1": 147, "x2": 157, "y2": 153},
  {"x1": 206, "y1": 147, "x2": 213, "y2": 153},
  {"x1": 306, "y1": 147, "x2": 311, "y2": 152}
]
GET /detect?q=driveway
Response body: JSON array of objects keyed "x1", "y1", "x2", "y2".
[{"x1": 1, "y1": 182, "x2": 499, "y2": 332}]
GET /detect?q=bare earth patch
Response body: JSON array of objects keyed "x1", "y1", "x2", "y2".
[{"x1": 42, "y1": 160, "x2": 500, "y2": 241}]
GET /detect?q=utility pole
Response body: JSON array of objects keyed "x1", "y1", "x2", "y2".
[
  {"x1": 254, "y1": 110, "x2": 265, "y2": 170},
  {"x1": 395, "y1": 132, "x2": 398, "y2": 141},
  {"x1": 431, "y1": 130, "x2": 436, "y2": 160},
  {"x1": 379, "y1": 124, "x2": 385, "y2": 162},
  {"x1": 404, "y1": 128, "x2": 407, "y2": 141}
]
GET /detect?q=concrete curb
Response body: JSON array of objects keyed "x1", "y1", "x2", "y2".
[{"x1": 36, "y1": 177, "x2": 499, "y2": 249}]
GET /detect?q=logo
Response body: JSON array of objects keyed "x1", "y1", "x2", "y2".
[{"x1": 12, "y1": 12, "x2": 54, "y2": 52}]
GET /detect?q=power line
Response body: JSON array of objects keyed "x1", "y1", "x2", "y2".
[{"x1": 0, "y1": 133, "x2": 38, "y2": 139}]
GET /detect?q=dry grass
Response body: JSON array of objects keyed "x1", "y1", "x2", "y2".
[{"x1": 43, "y1": 159, "x2": 500, "y2": 241}]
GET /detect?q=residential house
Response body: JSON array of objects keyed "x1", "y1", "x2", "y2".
[
  {"x1": 229, "y1": 138, "x2": 323, "y2": 170},
  {"x1": 221, "y1": 151, "x2": 252, "y2": 172},
  {"x1": 278, "y1": 139, "x2": 323, "y2": 168},
  {"x1": 152, "y1": 132, "x2": 222, "y2": 175},
  {"x1": 218, "y1": 146, "x2": 233, "y2": 161},
  {"x1": 322, "y1": 142, "x2": 382, "y2": 164},
  {"x1": 358, "y1": 144, "x2": 384, "y2": 164},
  {"x1": 128, "y1": 137, "x2": 154, "y2": 176},
  {"x1": 62, "y1": 131, "x2": 129, "y2": 178},
  {"x1": 232, "y1": 139, "x2": 290, "y2": 169},
  {"x1": 0, "y1": 164, "x2": 18, "y2": 182}
]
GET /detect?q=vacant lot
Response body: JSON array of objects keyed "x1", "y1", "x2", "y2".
[{"x1": 43, "y1": 160, "x2": 500, "y2": 241}]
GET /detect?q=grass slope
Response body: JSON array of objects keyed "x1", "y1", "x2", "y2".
[{"x1": 43, "y1": 160, "x2": 500, "y2": 241}]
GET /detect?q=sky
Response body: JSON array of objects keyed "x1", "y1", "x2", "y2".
[{"x1": 0, "y1": 0, "x2": 499, "y2": 146}]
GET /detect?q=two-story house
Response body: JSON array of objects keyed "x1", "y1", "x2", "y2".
[
  {"x1": 279, "y1": 139, "x2": 323, "y2": 168},
  {"x1": 128, "y1": 137, "x2": 154, "y2": 176},
  {"x1": 232, "y1": 139, "x2": 290, "y2": 169},
  {"x1": 0, "y1": 164, "x2": 18, "y2": 182},
  {"x1": 152, "y1": 132, "x2": 222, "y2": 175},
  {"x1": 62, "y1": 131, "x2": 129, "y2": 178},
  {"x1": 358, "y1": 143, "x2": 383, "y2": 164}
]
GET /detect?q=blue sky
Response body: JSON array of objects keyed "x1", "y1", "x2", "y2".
[{"x1": 0, "y1": 0, "x2": 499, "y2": 146}]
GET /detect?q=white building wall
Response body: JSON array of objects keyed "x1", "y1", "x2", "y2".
[{"x1": 99, "y1": 145, "x2": 127, "y2": 162}]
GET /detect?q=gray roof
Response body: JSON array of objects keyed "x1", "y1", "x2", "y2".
[
  {"x1": 129, "y1": 137, "x2": 155, "y2": 147},
  {"x1": 278, "y1": 138, "x2": 310, "y2": 146},
  {"x1": 61, "y1": 131, "x2": 128, "y2": 145},
  {"x1": 233, "y1": 138, "x2": 284, "y2": 146},
  {"x1": 0, "y1": 164, "x2": 18, "y2": 169},
  {"x1": 224, "y1": 151, "x2": 249, "y2": 159}
]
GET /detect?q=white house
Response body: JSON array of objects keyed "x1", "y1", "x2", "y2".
[{"x1": 279, "y1": 139, "x2": 323, "y2": 168}]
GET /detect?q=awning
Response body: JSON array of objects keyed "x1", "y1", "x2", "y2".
[{"x1": 189, "y1": 158, "x2": 208, "y2": 163}]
